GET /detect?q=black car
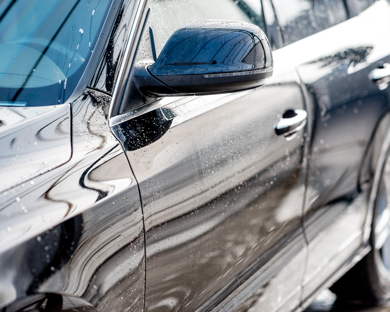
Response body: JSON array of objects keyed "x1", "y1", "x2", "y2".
[{"x1": 1, "y1": 0, "x2": 390, "y2": 311}]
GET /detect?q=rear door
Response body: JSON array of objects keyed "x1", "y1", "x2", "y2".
[
  {"x1": 268, "y1": 0, "x2": 390, "y2": 301},
  {"x1": 111, "y1": 0, "x2": 309, "y2": 310}
]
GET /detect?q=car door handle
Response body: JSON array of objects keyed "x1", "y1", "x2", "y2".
[
  {"x1": 370, "y1": 63, "x2": 390, "y2": 82},
  {"x1": 275, "y1": 109, "x2": 307, "y2": 138}
]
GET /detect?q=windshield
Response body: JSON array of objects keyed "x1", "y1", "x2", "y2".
[{"x1": 0, "y1": 0, "x2": 112, "y2": 107}]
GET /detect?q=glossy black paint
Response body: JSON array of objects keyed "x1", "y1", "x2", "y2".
[
  {"x1": 0, "y1": 91, "x2": 145, "y2": 311},
  {"x1": 137, "y1": 20, "x2": 273, "y2": 96},
  {"x1": 290, "y1": 3, "x2": 390, "y2": 302},
  {"x1": 1, "y1": 0, "x2": 390, "y2": 311},
  {"x1": 122, "y1": 81, "x2": 307, "y2": 311}
]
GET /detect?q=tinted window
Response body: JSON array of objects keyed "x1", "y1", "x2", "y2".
[
  {"x1": 262, "y1": 0, "x2": 283, "y2": 50},
  {"x1": 0, "y1": 0, "x2": 112, "y2": 107},
  {"x1": 272, "y1": 0, "x2": 348, "y2": 45},
  {"x1": 151, "y1": 0, "x2": 264, "y2": 56},
  {"x1": 347, "y1": 0, "x2": 375, "y2": 14}
]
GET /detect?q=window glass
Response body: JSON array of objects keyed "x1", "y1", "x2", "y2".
[
  {"x1": 151, "y1": 0, "x2": 264, "y2": 56},
  {"x1": 262, "y1": 0, "x2": 283, "y2": 50},
  {"x1": 272, "y1": 0, "x2": 348, "y2": 45},
  {"x1": 347, "y1": 0, "x2": 375, "y2": 14},
  {"x1": 0, "y1": 0, "x2": 113, "y2": 107}
]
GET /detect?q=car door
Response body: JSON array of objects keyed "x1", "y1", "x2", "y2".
[
  {"x1": 108, "y1": 0, "x2": 309, "y2": 311},
  {"x1": 267, "y1": 0, "x2": 390, "y2": 302}
]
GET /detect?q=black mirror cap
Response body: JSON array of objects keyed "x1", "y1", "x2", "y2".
[{"x1": 139, "y1": 20, "x2": 273, "y2": 97}]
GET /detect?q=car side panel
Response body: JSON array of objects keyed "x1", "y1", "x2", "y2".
[
  {"x1": 120, "y1": 67, "x2": 308, "y2": 310},
  {"x1": 286, "y1": 1, "x2": 390, "y2": 300}
]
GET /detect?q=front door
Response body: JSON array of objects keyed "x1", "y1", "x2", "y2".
[{"x1": 112, "y1": 0, "x2": 310, "y2": 310}]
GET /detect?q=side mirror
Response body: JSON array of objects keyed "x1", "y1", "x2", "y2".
[{"x1": 136, "y1": 20, "x2": 273, "y2": 96}]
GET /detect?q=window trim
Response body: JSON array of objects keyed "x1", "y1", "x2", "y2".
[{"x1": 108, "y1": 0, "x2": 150, "y2": 121}]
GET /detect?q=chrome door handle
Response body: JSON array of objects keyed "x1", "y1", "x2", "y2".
[
  {"x1": 370, "y1": 63, "x2": 390, "y2": 82},
  {"x1": 275, "y1": 109, "x2": 307, "y2": 138}
]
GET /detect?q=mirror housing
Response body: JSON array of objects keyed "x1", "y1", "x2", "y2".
[{"x1": 136, "y1": 20, "x2": 273, "y2": 97}]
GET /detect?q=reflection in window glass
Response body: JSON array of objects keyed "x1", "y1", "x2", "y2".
[
  {"x1": 348, "y1": 0, "x2": 375, "y2": 14},
  {"x1": 263, "y1": 0, "x2": 283, "y2": 50},
  {"x1": 151, "y1": 0, "x2": 264, "y2": 56},
  {"x1": 272, "y1": 0, "x2": 348, "y2": 45},
  {"x1": 0, "y1": 0, "x2": 112, "y2": 107}
]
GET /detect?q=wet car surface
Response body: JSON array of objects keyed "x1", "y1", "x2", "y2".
[{"x1": 1, "y1": 0, "x2": 390, "y2": 311}]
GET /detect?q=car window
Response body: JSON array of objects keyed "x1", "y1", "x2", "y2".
[
  {"x1": 346, "y1": 0, "x2": 375, "y2": 15},
  {"x1": 262, "y1": 0, "x2": 283, "y2": 50},
  {"x1": 150, "y1": 0, "x2": 264, "y2": 56},
  {"x1": 0, "y1": 0, "x2": 113, "y2": 107},
  {"x1": 272, "y1": 0, "x2": 348, "y2": 45}
]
